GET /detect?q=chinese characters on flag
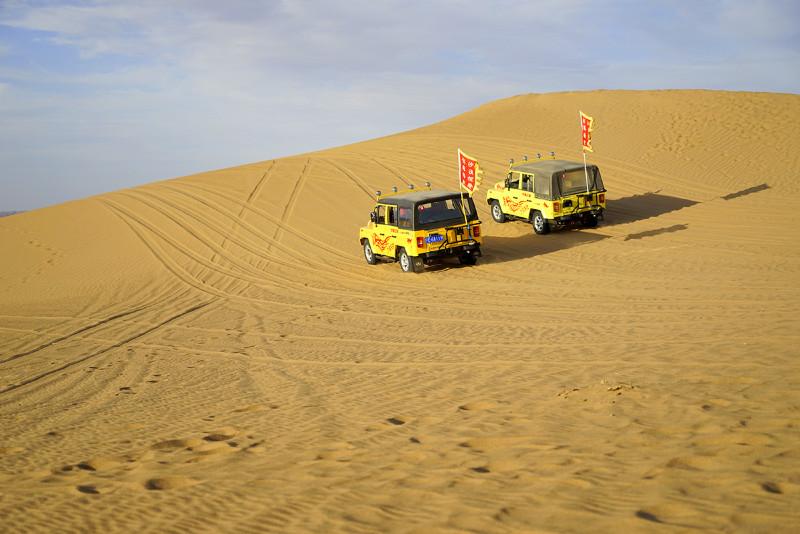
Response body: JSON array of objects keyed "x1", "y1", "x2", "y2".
[
  {"x1": 458, "y1": 149, "x2": 482, "y2": 195},
  {"x1": 580, "y1": 111, "x2": 594, "y2": 152}
]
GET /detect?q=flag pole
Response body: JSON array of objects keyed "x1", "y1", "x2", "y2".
[
  {"x1": 457, "y1": 149, "x2": 471, "y2": 234},
  {"x1": 583, "y1": 150, "x2": 590, "y2": 193}
]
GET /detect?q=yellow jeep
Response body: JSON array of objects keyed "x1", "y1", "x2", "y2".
[
  {"x1": 486, "y1": 155, "x2": 606, "y2": 234},
  {"x1": 359, "y1": 186, "x2": 482, "y2": 272}
]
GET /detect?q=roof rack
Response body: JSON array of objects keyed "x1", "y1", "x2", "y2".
[
  {"x1": 508, "y1": 151, "x2": 556, "y2": 170},
  {"x1": 376, "y1": 181, "x2": 432, "y2": 200}
]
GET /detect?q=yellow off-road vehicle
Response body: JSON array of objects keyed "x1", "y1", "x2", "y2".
[
  {"x1": 486, "y1": 155, "x2": 606, "y2": 234},
  {"x1": 359, "y1": 186, "x2": 482, "y2": 272}
]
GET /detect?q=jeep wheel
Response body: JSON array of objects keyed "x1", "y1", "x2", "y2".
[
  {"x1": 532, "y1": 211, "x2": 550, "y2": 235},
  {"x1": 398, "y1": 249, "x2": 417, "y2": 273},
  {"x1": 490, "y1": 201, "x2": 506, "y2": 223},
  {"x1": 581, "y1": 212, "x2": 598, "y2": 228},
  {"x1": 458, "y1": 252, "x2": 477, "y2": 266},
  {"x1": 363, "y1": 240, "x2": 377, "y2": 265}
]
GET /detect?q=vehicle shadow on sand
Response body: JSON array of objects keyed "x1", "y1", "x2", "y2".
[
  {"x1": 479, "y1": 231, "x2": 611, "y2": 265},
  {"x1": 426, "y1": 185, "x2": 771, "y2": 270},
  {"x1": 604, "y1": 191, "x2": 698, "y2": 226},
  {"x1": 623, "y1": 224, "x2": 688, "y2": 241},
  {"x1": 721, "y1": 183, "x2": 770, "y2": 201}
]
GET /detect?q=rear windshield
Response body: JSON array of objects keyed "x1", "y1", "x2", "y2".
[
  {"x1": 415, "y1": 195, "x2": 478, "y2": 229},
  {"x1": 559, "y1": 167, "x2": 604, "y2": 196}
]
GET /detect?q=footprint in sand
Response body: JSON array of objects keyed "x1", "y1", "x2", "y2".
[
  {"x1": 458, "y1": 401, "x2": 497, "y2": 411},
  {"x1": 152, "y1": 438, "x2": 205, "y2": 451},
  {"x1": 75, "y1": 482, "x2": 119, "y2": 495},
  {"x1": 76, "y1": 457, "x2": 122, "y2": 472},
  {"x1": 204, "y1": 427, "x2": 238, "y2": 441},
  {"x1": 233, "y1": 404, "x2": 264, "y2": 413},
  {"x1": 144, "y1": 476, "x2": 198, "y2": 491}
]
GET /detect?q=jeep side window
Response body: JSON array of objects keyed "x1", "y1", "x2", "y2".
[
  {"x1": 521, "y1": 174, "x2": 532, "y2": 192},
  {"x1": 376, "y1": 205, "x2": 386, "y2": 224},
  {"x1": 387, "y1": 206, "x2": 397, "y2": 226},
  {"x1": 398, "y1": 207, "x2": 412, "y2": 228},
  {"x1": 534, "y1": 174, "x2": 551, "y2": 199},
  {"x1": 507, "y1": 173, "x2": 520, "y2": 190}
]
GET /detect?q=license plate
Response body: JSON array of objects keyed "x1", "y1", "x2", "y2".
[{"x1": 425, "y1": 234, "x2": 444, "y2": 244}]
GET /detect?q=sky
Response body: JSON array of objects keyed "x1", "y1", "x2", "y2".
[{"x1": 1, "y1": 1, "x2": 798, "y2": 211}]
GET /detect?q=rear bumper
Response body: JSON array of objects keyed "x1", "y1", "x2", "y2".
[
  {"x1": 553, "y1": 207, "x2": 604, "y2": 224},
  {"x1": 421, "y1": 241, "x2": 481, "y2": 261}
]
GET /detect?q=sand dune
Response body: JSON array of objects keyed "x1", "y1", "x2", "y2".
[{"x1": 1, "y1": 90, "x2": 799, "y2": 532}]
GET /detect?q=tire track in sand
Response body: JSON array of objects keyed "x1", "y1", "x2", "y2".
[
  {"x1": 371, "y1": 157, "x2": 412, "y2": 187},
  {"x1": 0, "y1": 285, "x2": 189, "y2": 364},
  {"x1": 211, "y1": 161, "x2": 276, "y2": 265},
  {"x1": 118, "y1": 190, "x2": 407, "y2": 305},
  {"x1": 0, "y1": 300, "x2": 214, "y2": 399},
  {"x1": 165, "y1": 180, "x2": 352, "y2": 261},
  {"x1": 267, "y1": 159, "x2": 311, "y2": 250},
  {"x1": 102, "y1": 199, "x2": 502, "y2": 325},
  {"x1": 324, "y1": 159, "x2": 375, "y2": 199}
]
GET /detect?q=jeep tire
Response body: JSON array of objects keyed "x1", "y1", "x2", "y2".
[
  {"x1": 532, "y1": 211, "x2": 550, "y2": 235},
  {"x1": 363, "y1": 240, "x2": 377, "y2": 265},
  {"x1": 581, "y1": 212, "x2": 598, "y2": 228},
  {"x1": 490, "y1": 200, "x2": 506, "y2": 223},
  {"x1": 458, "y1": 252, "x2": 477, "y2": 266},
  {"x1": 398, "y1": 248, "x2": 418, "y2": 273}
]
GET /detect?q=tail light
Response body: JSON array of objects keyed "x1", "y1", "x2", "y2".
[
  {"x1": 599, "y1": 193, "x2": 605, "y2": 203},
  {"x1": 416, "y1": 236, "x2": 424, "y2": 248},
  {"x1": 472, "y1": 225, "x2": 481, "y2": 237},
  {"x1": 553, "y1": 202, "x2": 561, "y2": 213}
]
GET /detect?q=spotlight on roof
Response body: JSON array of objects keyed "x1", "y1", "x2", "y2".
[
  {"x1": 550, "y1": 151, "x2": 555, "y2": 157},
  {"x1": 536, "y1": 153, "x2": 542, "y2": 159},
  {"x1": 424, "y1": 181, "x2": 431, "y2": 187},
  {"x1": 375, "y1": 190, "x2": 382, "y2": 197},
  {"x1": 408, "y1": 184, "x2": 415, "y2": 190},
  {"x1": 523, "y1": 155, "x2": 528, "y2": 161},
  {"x1": 391, "y1": 186, "x2": 398, "y2": 193},
  {"x1": 509, "y1": 158, "x2": 514, "y2": 165}
]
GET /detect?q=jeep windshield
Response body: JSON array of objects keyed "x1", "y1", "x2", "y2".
[
  {"x1": 415, "y1": 195, "x2": 478, "y2": 230},
  {"x1": 559, "y1": 168, "x2": 605, "y2": 196}
]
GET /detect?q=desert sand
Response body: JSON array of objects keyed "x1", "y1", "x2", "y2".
[{"x1": 1, "y1": 90, "x2": 799, "y2": 532}]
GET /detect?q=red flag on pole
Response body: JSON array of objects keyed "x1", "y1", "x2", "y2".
[
  {"x1": 580, "y1": 111, "x2": 594, "y2": 153},
  {"x1": 458, "y1": 149, "x2": 482, "y2": 195}
]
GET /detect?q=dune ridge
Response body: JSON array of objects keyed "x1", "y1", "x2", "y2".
[{"x1": 1, "y1": 90, "x2": 799, "y2": 532}]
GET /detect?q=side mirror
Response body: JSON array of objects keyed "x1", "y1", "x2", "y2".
[{"x1": 370, "y1": 212, "x2": 377, "y2": 223}]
